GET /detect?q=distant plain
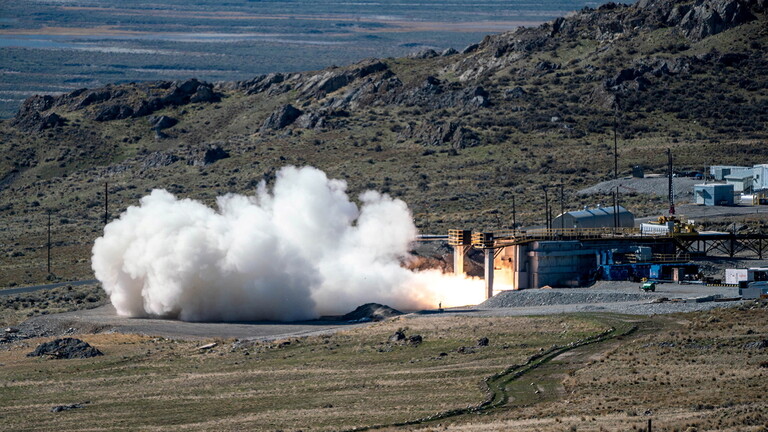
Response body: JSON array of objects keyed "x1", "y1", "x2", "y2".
[{"x1": 0, "y1": 0, "x2": 608, "y2": 118}]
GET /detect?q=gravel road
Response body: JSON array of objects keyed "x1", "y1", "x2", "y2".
[
  {"x1": 14, "y1": 304, "x2": 368, "y2": 341},
  {"x1": 456, "y1": 281, "x2": 743, "y2": 317},
  {"x1": 8, "y1": 282, "x2": 747, "y2": 341}
]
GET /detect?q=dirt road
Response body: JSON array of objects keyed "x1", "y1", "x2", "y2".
[
  {"x1": 19, "y1": 303, "x2": 368, "y2": 341},
  {"x1": 14, "y1": 282, "x2": 743, "y2": 342}
]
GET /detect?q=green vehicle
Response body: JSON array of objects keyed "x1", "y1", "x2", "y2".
[{"x1": 640, "y1": 281, "x2": 657, "y2": 292}]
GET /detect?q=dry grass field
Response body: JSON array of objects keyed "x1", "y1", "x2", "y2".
[
  {"x1": 401, "y1": 303, "x2": 768, "y2": 432},
  {"x1": 2, "y1": 304, "x2": 766, "y2": 431},
  {"x1": 0, "y1": 283, "x2": 107, "y2": 329},
  {"x1": 0, "y1": 314, "x2": 608, "y2": 431}
]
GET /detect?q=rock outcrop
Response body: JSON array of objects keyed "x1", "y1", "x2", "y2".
[
  {"x1": 12, "y1": 110, "x2": 65, "y2": 132},
  {"x1": 399, "y1": 120, "x2": 480, "y2": 150},
  {"x1": 27, "y1": 338, "x2": 103, "y2": 359},
  {"x1": 261, "y1": 104, "x2": 303, "y2": 131},
  {"x1": 236, "y1": 72, "x2": 288, "y2": 95},
  {"x1": 450, "y1": 0, "x2": 763, "y2": 82},
  {"x1": 149, "y1": 115, "x2": 179, "y2": 131},
  {"x1": 12, "y1": 96, "x2": 67, "y2": 131},
  {"x1": 676, "y1": 0, "x2": 757, "y2": 40},
  {"x1": 201, "y1": 145, "x2": 230, "y2": 165},
  {"x1": 388, "y1": 76, "x2": 491, "y2": 110},
  {"x1": 141, "y1": 152, "x2": 180, "y2": 169},
  {"x1": 11, "y1": 79, "x2": 221, "y2": 130}
]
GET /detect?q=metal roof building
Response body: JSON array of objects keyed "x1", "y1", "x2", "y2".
[
  {"x1": 710, "y1": 165, "x2": 752, "y2": 181},
  {"x1": 552, "y1": 205, "x2": 634, "y2": 229},
  {"x1": 725, "y1": 170, "x2": 754, "y2": 193}
]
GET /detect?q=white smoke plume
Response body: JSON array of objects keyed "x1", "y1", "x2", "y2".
[{"x1": 92, "y1": 166, "x2": 484, "y2": 322}]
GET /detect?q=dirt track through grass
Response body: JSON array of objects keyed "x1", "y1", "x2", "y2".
[
  {"x1": 344, "y1": 314, "x2": 638, "y2": 431},
  {"x1": 0, "y1": 314, "x2": 608, "y2": 432}
]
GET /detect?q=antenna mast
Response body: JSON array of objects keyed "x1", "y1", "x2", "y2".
[{"x1": 667, "y1": 148, "x2": 675, "y2": 215}]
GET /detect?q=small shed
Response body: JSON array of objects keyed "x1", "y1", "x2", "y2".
[
  {"x1": 694, "y1": 184, "x2": 734, "y2": 206},
  {"x1": 552, "y1": 205, "x2": 634, "y2": 229},
  {"x1": 632, "y1": 165, "x2": 645, "y2": 178}
]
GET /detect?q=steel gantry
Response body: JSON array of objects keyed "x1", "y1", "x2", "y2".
[
  {"x1": 672, "y1": 233, "x2": 768, "y2": 259},
  {"x1": 449, "y1": 227, "x2": 768, "y2": 298}
]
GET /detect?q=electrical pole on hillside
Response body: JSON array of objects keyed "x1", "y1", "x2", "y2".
[
  {"x1": 512, "y1": 195, "x2": 517, "y2": 234},
  {"x1": 613, "y1": 110, "x2": 619, "y2": 180},
  {"x1": 104, "y1": 182, "x2": 109, "y2": 226},
  {"x1": 668, "y1": 148, "x2": 675, "y2": 215},
  {"x1": 559, "y1": 183, "x2": 565, "y2": 230},
  {"x1": 47, "y1": 210, "x2": 51, "y2": 275},
  {"x1": 613, "y1": 186, "x2": 620, "y2": 229},
  {"x1": 543, "y1": 186, "x2": 550, "y2": 230},
  {"x1": 549, "y1": 208, "x2": 554, "y2": 231}
]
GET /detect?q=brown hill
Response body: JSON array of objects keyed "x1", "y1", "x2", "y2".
[{"x1": 0, "y1": 0, "x2": 766, "y2": 287}]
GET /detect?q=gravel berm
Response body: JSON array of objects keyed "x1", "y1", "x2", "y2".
[
  {"x1": 479, "y1": 290, "x2": 659, "y2": 308},
  {"x1": 464, "y1": 281, "x2": 744, "y2": 316},
  {"x1": 577, "y1": 177, "x2": 700, "y2": 201}
]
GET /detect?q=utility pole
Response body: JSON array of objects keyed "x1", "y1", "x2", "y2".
[
  {"x1": 613, "y1": 186, "x2": 620, "y2": 228},
  {"x1": 512, "y1": 195, "x2": 517, "y2": 234},
  {"x1": 559, "y1": 183, "x2": 565, "y2": 230},
  {"x1": 104, "y1": 182, "x2": 109, "y2": 225},
  {"x1": 613, "y1": 110, "x2": 619, "y2": 180},
  {"x1": 549, "y1": 208, "x2": 554, "y2": 231},
  {"x1": 668, "y1": 148, "x2": 675, "y2": 215},
  {"x1": 543, "y1": 186, "x2": 550, "y2": 230},
  {"x1": 47, "y1": 210, "x2": 51, "y2": 275}
]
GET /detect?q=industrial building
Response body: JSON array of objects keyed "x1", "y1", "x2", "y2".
[
  {"x1": 448, "y1": 156, "x2": 768, "y2": 296},
  {"x1": 490, "y1": 237, "x2": 703, "y2": 289},
  {"x1": 710, "y1": 165, "x2": 752, "y2": 181},
  {"x1": 551, "y1": 205, "x2": 634, "y2": 229},
  {"x1": 696, "y1": 164, "x2": 768, "y2": 198},
  {"x1": 753, "y1": 164, "x2": 768, "y2": 191},
  {"x1": 725, "y1": 171, "x2": 754, "y2": 193},
  {"x1": 694, "y1": 183, "x2": 734, "y2": 206},
  {"x1": 451, "y1": 217, "x2": 768, "y2": 295}
]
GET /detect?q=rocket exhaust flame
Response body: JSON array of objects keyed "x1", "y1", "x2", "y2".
[{"x1": 92, "y1": 166, "x2": 485, "y2": 322}]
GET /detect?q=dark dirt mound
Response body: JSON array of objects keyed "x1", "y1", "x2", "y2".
[
  {"x1": 27, "y1": 338, "x2": 103, "y2": 359},
  {"x1": 340, "y1": 303, "x2": 403, "y2": 322},
  {"x1": 51, "y1": 402, "x2": 89, "y2": 413}
]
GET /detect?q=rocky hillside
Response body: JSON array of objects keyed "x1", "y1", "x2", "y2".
[{"x1": 0, "y1": 0, "x2": 767, "y2": 286}]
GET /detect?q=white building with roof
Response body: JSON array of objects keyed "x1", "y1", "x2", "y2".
[
  {"x1": 725, "y1": 170, "x2": 754, "y2": 193},
  {"x1": 710, "y1": 165, "x2": 752, "y2": 181},
  {"x1": 753, "y1": 164, "x2": 768, "y2": 191}
]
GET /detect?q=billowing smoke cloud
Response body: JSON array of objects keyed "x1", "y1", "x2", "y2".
[{"x1": 92, "y1": 166, "x2": 484, "y2": 322}]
